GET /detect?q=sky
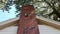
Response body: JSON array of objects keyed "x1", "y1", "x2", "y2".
[
  {"x1": 0, "y1": 1, "x2": 46, "y2": 22},
  {"x1": 0, "y1": 5, "x2": 17, "y2": 22}
]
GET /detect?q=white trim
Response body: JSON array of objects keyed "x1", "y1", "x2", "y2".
[
  {"x1": 0, "y1": 17, "x2": 19, "y2": 26},
  {"x1": 36, "y1": 16, "x2": 60, "y2": 25},
  {"x1": 0, "y1": 16, "x2": 60, "y2": 26}
]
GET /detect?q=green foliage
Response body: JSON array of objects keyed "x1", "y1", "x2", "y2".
[
  {"x1": 0, "y1": 0, "x2": 60, "y2": 22},
  {"x1": 33, "y1": 0, "x2": 60, "y2": 22}
]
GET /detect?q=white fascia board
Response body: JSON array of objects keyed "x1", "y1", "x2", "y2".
[
  {"x1": 36, "y1": 16, "x2": 60, "y2": 26},
  {"x1": 0, "y1": 16, "x2": 60, "y2": 26},
  {"x1": 0, "y1": 17, "x2": 20, "y2": 26}
]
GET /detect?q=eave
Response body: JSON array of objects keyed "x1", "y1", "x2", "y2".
[{"x1": 0, "y1": 16, "x2": 60, "y2": 30}]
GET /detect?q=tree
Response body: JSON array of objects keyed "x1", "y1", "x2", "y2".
[
  {"x1": 0, "y1": 0, "x2": 60, "y2": 22},
  {"x1": 45, "y1": 0, "x2": 60, "y2": 21},
  {"x1": 33, "y1": 0, "x2": 60, "y2": 21}
]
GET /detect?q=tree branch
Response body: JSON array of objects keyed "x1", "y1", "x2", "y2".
[{"x1": 42, "y1": 0, "x2": 52, "y2": 7}]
